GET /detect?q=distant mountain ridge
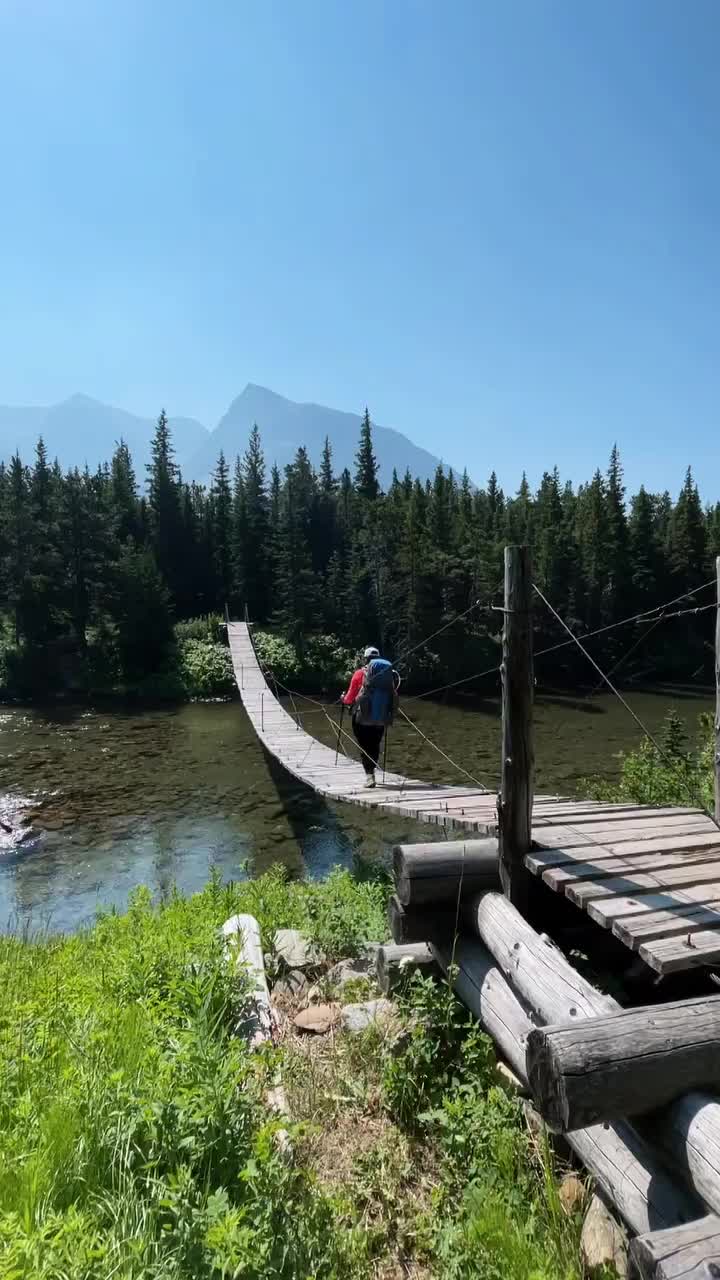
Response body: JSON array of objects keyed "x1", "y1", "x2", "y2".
[{"x1": 0, "y1": 384, "x2": 459, "y2": 486}]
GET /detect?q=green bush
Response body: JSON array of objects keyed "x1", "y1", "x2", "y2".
[
  {"x1": 175, "y1": 614, "x2": 226, "y2": 645},
  {"x1": 585, "y1": 709, "x2": 713, "y2": 810},
  {"x1": 178, "y1": 639, "x2": 235, "y2": 699},
  {"x1": 253, "y1": 632, "x2": 301, "y2": 685}
]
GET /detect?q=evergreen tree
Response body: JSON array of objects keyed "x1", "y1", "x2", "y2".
[
  {"x1": 147, "y1": 409, "x2": 182, "y2": 597},
  {"x1": 211, "y1": 451, "x2": 233, "y2": 610},
  {"x1": 355, "y1": 408, "x2": 379, "y2": 502}
]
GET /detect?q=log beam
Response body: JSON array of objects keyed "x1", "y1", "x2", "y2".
[{"x1": 527, "y1": 996, "x2": 720, "y2": 1132}]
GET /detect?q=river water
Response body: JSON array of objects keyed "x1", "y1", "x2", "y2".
[{"x1": 0, "y1": 687, "x2": 713, "y2": 933}]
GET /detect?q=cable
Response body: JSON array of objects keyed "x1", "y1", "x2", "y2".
[
  {"x1": 405, "y1": 582, "x2": 716, "y2": 704},
  {"x1": 532, "y1": 582, "x2": 720, "y2": 830},
  {"x1": 397, "y1": 706, "x2": 492, "y2": 791}
]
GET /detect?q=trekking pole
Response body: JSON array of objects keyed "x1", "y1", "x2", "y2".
[
  {"x1": 382, "y1": 729, "x2": 388, "y2": 783},
  {"x1": 334, "y1": 702, "x2": 345, "y2": 766}
]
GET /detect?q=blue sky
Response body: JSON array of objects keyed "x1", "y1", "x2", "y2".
[{"x1": 1, "y1": 0, "x2": 719, "y2": 494}]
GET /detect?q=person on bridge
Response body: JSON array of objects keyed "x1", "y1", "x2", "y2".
[{"x1": 341, "y1": 646, "x2": 399, "y2": 788}]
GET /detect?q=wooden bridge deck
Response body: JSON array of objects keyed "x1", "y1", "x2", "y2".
[{"x1": 229, "y1": 621, "x2": 720, "y2": 974}]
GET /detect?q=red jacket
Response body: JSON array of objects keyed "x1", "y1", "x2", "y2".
[{"x1": 342, "y1": 668, "x2": 365, "y2": 706}]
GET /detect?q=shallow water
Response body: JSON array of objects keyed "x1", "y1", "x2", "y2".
[{"x1": 0, "y1": 685, "x2": 713, "y2": 932}]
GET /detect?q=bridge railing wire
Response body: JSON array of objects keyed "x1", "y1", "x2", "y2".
[{"x1": 532, "y1": 581, "x2": 720, "y2": 831}]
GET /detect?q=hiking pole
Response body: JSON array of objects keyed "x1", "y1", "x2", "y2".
[
  {"x1": 382, "y1": 729, "x2": 388, "y2": 783},
  {"x1": 334, "y1": 702, "x2": 345, "y2": 766}
]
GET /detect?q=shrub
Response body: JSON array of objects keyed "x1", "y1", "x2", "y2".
[
  {"x1": 178, "y1": 639, "x2": 235, "y2": 699},
  {"x1": 253, "y1": 632, "x2": 301, "y2": 685},
  {"x1": 584, "y1": 709, "x2": 713, "y2": 810},
  {"x1": 175, "y1": 614, "x2": 226, "y2": 645}
]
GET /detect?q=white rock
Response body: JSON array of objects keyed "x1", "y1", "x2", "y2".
[
  {"x1": 272, "y1": 970, "x2": 309, "y2": 1000},
  {"x1": 273, "y1": 929, "x2": 324, "y2": 971},
  {"x1": 341, "y1": 999, "x2": 395, "y2": 1034},
  {"x1": 581, "y1": 1194, "x2": 627, "y2": 1276}
]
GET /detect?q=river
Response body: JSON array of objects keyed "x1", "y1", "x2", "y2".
[{"x1": 0, "y1": 687, "x2": 713, "y2": 932}]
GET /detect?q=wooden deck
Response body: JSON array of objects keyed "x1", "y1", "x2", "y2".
[{"x1": 229, "y1": 621, "x2": 720, "y2": 974}]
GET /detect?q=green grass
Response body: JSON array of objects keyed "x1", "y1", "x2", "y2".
[{"x1": 0, "y1": 870, "x2": 602, "y2": 1279}]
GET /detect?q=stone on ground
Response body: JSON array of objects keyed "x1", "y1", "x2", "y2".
[
  {"x1": 272, "y1": 970, "x2": 309, "y2": 1000},
  {"x1": 341, "y1": 998, "x2": 395, "y2": 1035},
  {"x1": 293, "y1": 1003, "x2": 341, "y2": 1034},
  {"x1": 580, "y1": 1194, "x2": 627, "y2": 1276},
  {"x1": 274, "y1": 928, "x2": 324, "y2": 970},
  {"x1": 559, "y1": 1172, "x2": 586, "y2": 1215}
]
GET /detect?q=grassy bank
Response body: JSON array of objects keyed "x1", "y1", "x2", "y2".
[{"x1": 0, "y1": 869, "x2": 594, "y2": 1280}]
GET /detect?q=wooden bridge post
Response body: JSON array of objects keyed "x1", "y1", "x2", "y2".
[
  {"x1": 716, "y1": 555, "x2": 720, "y2": 824},
  {"x1": 498, "y1": 545, "x2": 535, "y2": 914}
]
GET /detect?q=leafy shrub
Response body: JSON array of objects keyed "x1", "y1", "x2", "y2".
[
  {"x1": 178, "y1": 639, "x2": 235, "y2": 699},
  {"x1": 302, "y1": 634, "x2": 356, "y2": 689},
  {"x1": 253, "y1": 632, "x2": 301, "y2": 685},
  {"x1": 585, "y1": 709, "x2": 713, "y2": 810},
  {"x1": 175, "y1": 614, "x2": 226, "y2": 645}
]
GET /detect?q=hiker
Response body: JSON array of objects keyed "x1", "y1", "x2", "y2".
[{"x1": 341, "y1": 646, "x2": 399, "y2": 788}]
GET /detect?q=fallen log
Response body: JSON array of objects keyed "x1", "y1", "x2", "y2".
[
  {"x1": 222, "y1": 914, "x2": 288, "y2": 1127},
  {"x1": 629, "y1": 1215, "x2": 720, "y2": 1279},
  {"x1": 432, "y1": 934, "x2": 697, "y2": 1234},
  {"x1": 393, "y1": 837, "x2": 499, "y2": 907},
  {"x1": 388, "y1": 893, "x2": 458, "y2": 945},
  {"x1": 467, "y1": 892, "x2": 720, "y2": 1220},
  {"x1": 527, "y1": 996, "x2": 720, "y2": 1132},
  {"x1": 376, "y1": 942, "x2": 439, "y2": 994}
]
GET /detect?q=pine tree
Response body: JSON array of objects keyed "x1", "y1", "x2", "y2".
[
  {"x1": 211, "y1": 451, "x2": 233, "y2": 610},
  {"x1": 241, "y1": 426, "x2": 271, "y2": 622},
  {"x1": 355, "y1": 408, "x2": 379, "y2": 502},
  {"x1": 667, "y1": 467, "x2": 707, "y2": 591},
  {"x1": 147, "y1": 409, "x2": 182, "y2": 597},
  {"x1": 111, "y1": 440, "x2": 140, "y2": 544}
]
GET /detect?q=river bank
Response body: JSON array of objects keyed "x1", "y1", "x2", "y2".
[
  {"x1": 0, "y1": 870, "x2": 594, "y2": 1280},
  {"x1": 0, "y1": 690, "x2": 714, "y2": 934}
]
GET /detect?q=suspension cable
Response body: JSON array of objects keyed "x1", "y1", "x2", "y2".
[
  {"x1": 397, "y1": 707, "x2": 492, "y2": 791},
  {"x1": 532, "y1": 582, "x2": 720, "y2": 830}
]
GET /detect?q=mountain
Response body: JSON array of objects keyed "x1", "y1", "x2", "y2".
[
  {"x1": 0, "y1": 385, "x2": 457, "y2": 487},
  {"x1": 0, "y1": 394, "x2": 208, "y2": 475},
  {"x1": 187, "y1": 384, "x2": 457, "y2": 485}
]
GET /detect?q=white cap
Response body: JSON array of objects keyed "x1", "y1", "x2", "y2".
[{"x1": 363, "y1": 646, "x2": 380, "y2": 659}]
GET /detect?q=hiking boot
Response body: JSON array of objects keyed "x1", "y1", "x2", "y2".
[{"x1": 364, "y1": 773, "x2": 376, "y2": 789}]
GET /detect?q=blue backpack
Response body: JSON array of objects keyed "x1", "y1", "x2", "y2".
[{"x1": 354, "y1": 658, "x2": 398, "y2": 728}]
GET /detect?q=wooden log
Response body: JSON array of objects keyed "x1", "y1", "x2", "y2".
[
  {"x1": 527, "y1": 995, "x2": 720, "y2": 1132},
  {"x1": 630, "y1": 1215, "x2": 720, "y2": 1279},
  {"x1": 498, "y1": 544, "x2": 535, "y2": 913},
  {"x1": 388, "y1": 894, "x2": 459, "y2": 945},
  {"x1": 222, "y1": 913, "x2": 273, "y2": 1046},
  {"x1": 432, "y1": 933, "x2": 697, "y2": 1233},
  {"x1": 393, "y1": 837, "x2": 499, "y2": 906},
  {"x1": 467, "y1": 891, "x2": 720, "y2": 1220},
  {"x1": 376, "y1": 942, "x2": 440, "y2": 994}
]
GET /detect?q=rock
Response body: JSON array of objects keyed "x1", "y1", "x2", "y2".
[
  {"x1": 580, "y1": 1194, "x2": 627, "y2": 1276},
  {"x1": 341, "y1": 999, "x2": 395, "y2": 1035},
  {"x1": 293, "y1": 1003, "x2": 340, "y2": 1034},
  {"x1": 559, "y1": 1172, "x2": 586, "y2": 1216},
  {"x1": 522, "y1": 1099, "x2": 545, "y2": 1144},
  {"x1": 495, "y1": 1062, "x2": 527, "y2": 1095},
  {"x1": 274, "y1": 928, "x2": 324, "y2": 971},
  {"x1": 326, "y1": 958, "x2": 375, "y2": 989},
  {"x1": 272, "y1": 970, "x2": 309, "y2": 1000}
]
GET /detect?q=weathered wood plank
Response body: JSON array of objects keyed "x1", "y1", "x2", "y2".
[
  {"x1": 526, "y1": 996, "x2": 720, "y2": 1131},
  {"x1": 614, "y1": 901, "x2": 720, "y2": 950},
  {"x1": 567, "y1": 862, "x2": 720, "y2": 910},
  {"x1": 630, "y1": 1214, "x2": 720, "y2": 1279},
  {"x1": 541, "y1": 846, "x2": 720, "y2": 892},
  {"x1": 588, "y1": 883, "x2": 720, "y2": 929},
  {"x1": 376, "y1": 942, "x2": 440, "y2": 994},
  {"x1": 641, "y1": 931, "x2": 720, "y2": 975}
]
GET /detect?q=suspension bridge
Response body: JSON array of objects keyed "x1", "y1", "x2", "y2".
[{"x1": 228, "y1": 589, "x2": 720, "y2": 977}]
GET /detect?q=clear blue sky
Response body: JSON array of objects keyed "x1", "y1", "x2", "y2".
[{"x1": 1, "y1": 0, "x2": 719, "y2": 495}]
